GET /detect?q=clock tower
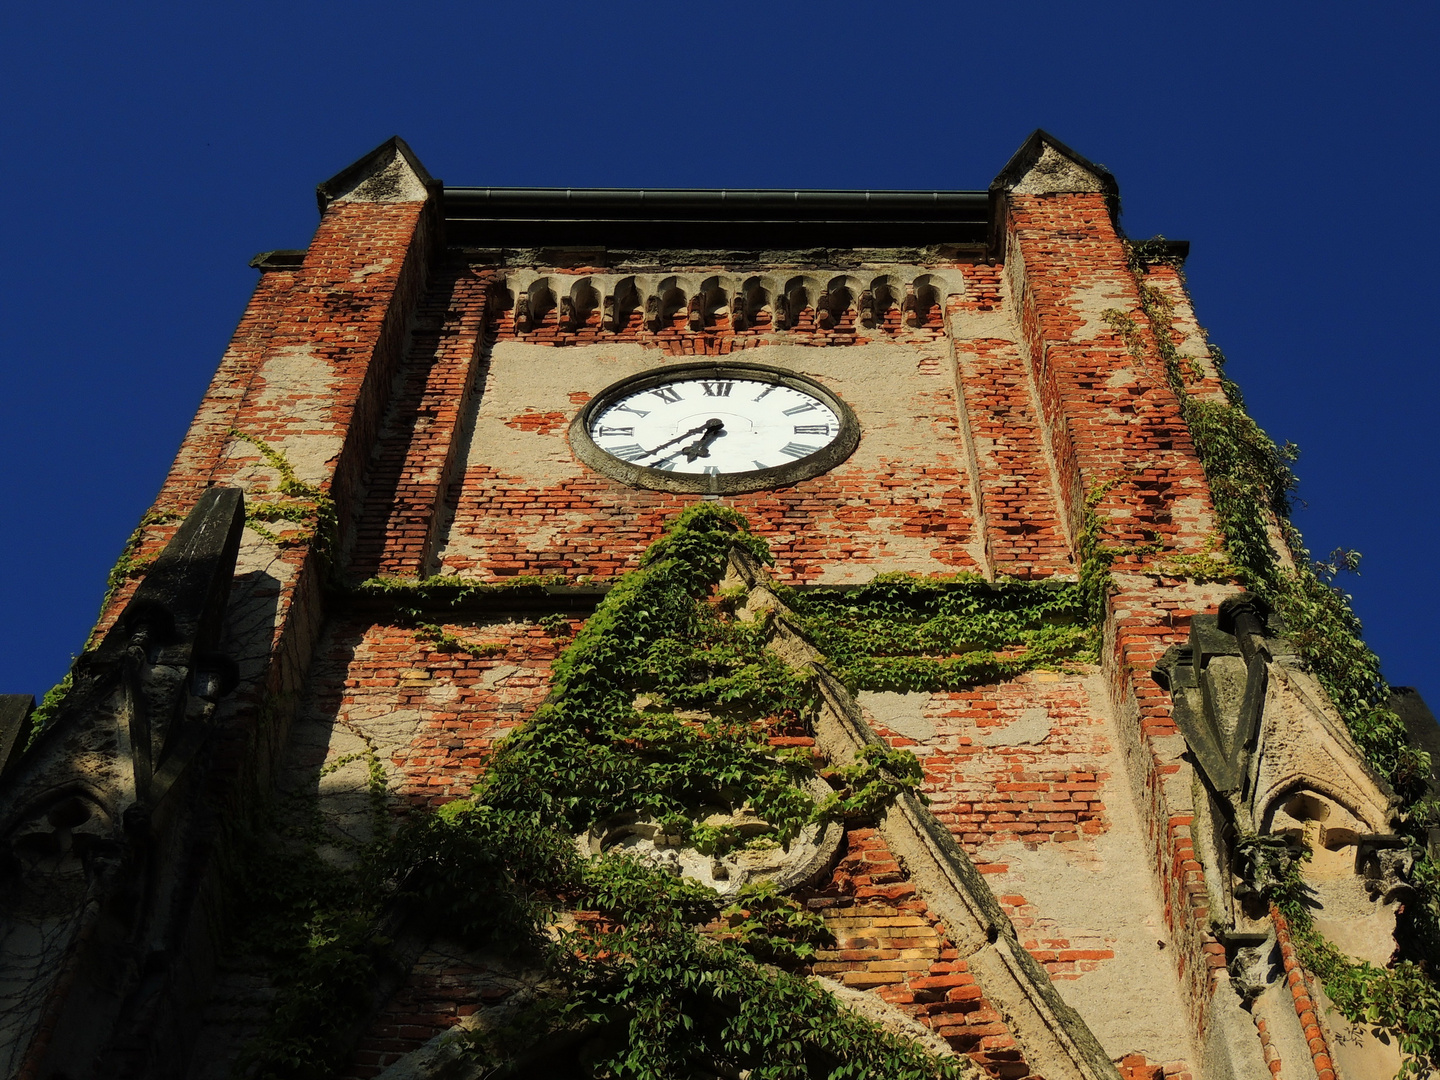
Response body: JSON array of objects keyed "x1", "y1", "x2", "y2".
[{"x1": 0, "y1": 133, "x2": 1432, "y2": 1080}]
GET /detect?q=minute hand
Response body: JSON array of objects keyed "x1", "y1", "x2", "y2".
[{"x1": 637, "y1": 418, "x2": 723, "y2": 460}]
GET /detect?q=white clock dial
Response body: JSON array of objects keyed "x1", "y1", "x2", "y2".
[
  {"x1": 588, "y1": 377, "x2": 842, "y2": 475},
  {"x1": 571, "y1": 362, "x2": 859, "y2": 494}
]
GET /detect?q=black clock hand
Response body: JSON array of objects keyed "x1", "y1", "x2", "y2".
[
  {"x1": 681, "y1": 420, "x2": 726, "y2": 461},
  {"x1": 636, "y1": 419, "x2": 718, "y2": 460}
]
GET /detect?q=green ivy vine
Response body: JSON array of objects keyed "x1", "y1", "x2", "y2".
[
  {"x1": 778, "y1": 573, "x2": 1093, "y2": 693},
  {"x1": 234, "y1": 505, "x2": 965, "y2": 1080},
  {"x1": 230, "y1": 429, "x2": 338, "y2": 560}
]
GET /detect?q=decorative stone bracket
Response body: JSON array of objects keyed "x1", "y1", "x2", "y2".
[
  {"x1": 1153, "y1": 596, "x2": 1399, "y2": 904},
  {"x1": 578, "y1": 775, "x2": 846, "y2": 902},
  {"x1": 1153, "y1": 595, "x2": 1415, "y2": 1080}
]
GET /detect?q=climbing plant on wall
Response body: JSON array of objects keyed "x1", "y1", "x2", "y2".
[
  {"x1": 234, "y1": 504, "x2": 971, "y2": 1080},
  {"x1": 779, "y1": 573, "x2": 1093, "y2": 693}
]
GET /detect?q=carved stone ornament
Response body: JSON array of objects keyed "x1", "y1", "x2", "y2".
[
  {"x1": 1154, "y1": 595, "x2": 1417, "y2": 1079},
  {"x1": 578, "y1": 777, "x2": 845, "y2": 901},
  {"x1": 501, "y1": 269, "x2": 965, "y2": 337},
  {"x1": 1153, "y1": 596, "x2": 1396, "y2": 838},
  {"x1": 0, "y1": 488, "x2": 246, "y2": 1079}
]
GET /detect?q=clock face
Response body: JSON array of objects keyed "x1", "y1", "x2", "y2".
[{"x1": 570, "y1": 363, "x2": 859, "y2": 494}]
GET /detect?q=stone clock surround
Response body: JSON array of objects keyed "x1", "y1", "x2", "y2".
[{"x1": 568, "y1": 360, "x2": 862, "y2": 495}]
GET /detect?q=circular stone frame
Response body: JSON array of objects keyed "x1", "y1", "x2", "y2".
[{"x1": 569, "y1": 361, "x2": 861, "y2": 495}]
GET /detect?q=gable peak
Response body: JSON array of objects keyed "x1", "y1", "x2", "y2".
[
  {"x1": 316, "y1": 137, "x2": 436, "y2": 211},
  {"x1": 991, "y1": 130, "x2": 1118, "y2": 198}
]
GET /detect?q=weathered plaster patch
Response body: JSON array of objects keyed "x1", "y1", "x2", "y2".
[
  {"x1": 462, "y1": 340, "x2": 657, "y2": 483},
  {"x1": 477, "y1": 663, "x2": 520, "y2": 689},
  {"x1": 1067, "y1": 282, "x2": 1132, "y2": 342},
  {"x1": 350, "y1": 257, "x2": 394, "y2": 282},
  {"x1": 947, "y1": 307, "x2": 1017, "y2": 343},
  {"x1": 981, "y1": 829, "x2": 1191, "y2": 1065},
  {"x1": 977, "y1": 706, "x2": 1051, "y2": 747},
  {"x1": 248, "y1": 345, "x2": 345, "y2": 484},
  {"x1": 223, "y1": 535, "x2": 296, "y2": 681},
  {"x1": 857, "y1": 691, "x2": 936, "y2": 742}
]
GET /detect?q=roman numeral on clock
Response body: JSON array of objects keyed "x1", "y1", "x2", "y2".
[
  {"x1": 703, "y1": 466, "x2": 720, "y2": 474},
  {"x1": 596, "y1": 426, "x2": 634, "y2": 437},
  {"x1": 782, "y1": 402, "x2": 820, "y2": 416},
  {"x1": 701, "y1": 381, "x2": 733, "y2": 397},
  {"x1": 778, "y1": 442, "x2": 820, "y2": 459},
  {"x1": 649, "y1": 387, "x2": 683, "y2": 404},
  {"x1": 752, "y1": 386, "x2": 777, "y2": 402},
  {"x1": 793, "y1": 424, "x2": 830, "y2": 435},
  {"x1": 607, "y1": 443, "x2": 649, "y2": 461},
  {"x1": 612, "y1": 404, "x2": 650, "y2": 417}
]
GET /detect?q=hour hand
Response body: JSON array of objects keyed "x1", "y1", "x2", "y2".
[{"x1": 681, "y1": 419, "x2": 725, "y2": 461}]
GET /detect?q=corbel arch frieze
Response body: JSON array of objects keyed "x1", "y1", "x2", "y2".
[
  {"x1": 558, "y1": 277, "x2": 600, "y2": 331},
  {"x1": 818, "y1": 274, "x2": 865, "y2": 329},
  {"x1": 501, "y1": 268, "x2": 966, "y2": 335},
  {"x1": 771, "y1": 274, "x2": 817, "y2": 329}
]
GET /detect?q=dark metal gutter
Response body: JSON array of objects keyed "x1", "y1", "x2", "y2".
[{"x1": 441, "y1": 186, "x2": 991, "y2": 249}]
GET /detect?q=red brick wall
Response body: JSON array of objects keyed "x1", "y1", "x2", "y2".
[
  {"x1": 805, "y1": 827, "x2": 1036, "y2": 1080},
  {"x1": 893, "y1": 676, "x2": 1111, "y2": 860},
  {"x1": 947, "y1": 268, "x2": 1072, "y2": 579},
  {"x1": 1006, "y1": 194, "x2": 1216, "y2": 557},
  {"x1": 350, "y1": 261, "x2": 499, "y2": 580},
  {"x1": 297, "y1": 616, "x2": 574, "y2": 811}
]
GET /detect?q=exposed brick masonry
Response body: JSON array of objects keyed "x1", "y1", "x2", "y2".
[
  {"x1": 947, "y1": 267, "x2": 1072, "y2": 579},
  {"x1": 805, "y1": 828, "x2": 1036, "y2": 1080}
]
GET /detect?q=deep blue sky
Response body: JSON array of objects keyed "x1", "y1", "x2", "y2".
[{"x1": 2, "y1": 3, "x2": 1436, "y2": 710}]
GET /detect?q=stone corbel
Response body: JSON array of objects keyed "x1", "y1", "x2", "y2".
[
  {"x1": 727, "y1": 294, "x2": 746, "y2": 331},
  {"x1": 858, "y1": 289, "x2": 875, "y2": 327},
  {"x1": 558, "y1": 295, "x2": 579, "y2": 332},
  {"x1": 1153, "y1": 597, "x2": 1401, "y2": 911},
  {"x1": 901, "y1": 283, "x2": 920, "y2": 327},
  {"x1": 815, "y1": 291, "x2": 837, "y2": 329}
]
